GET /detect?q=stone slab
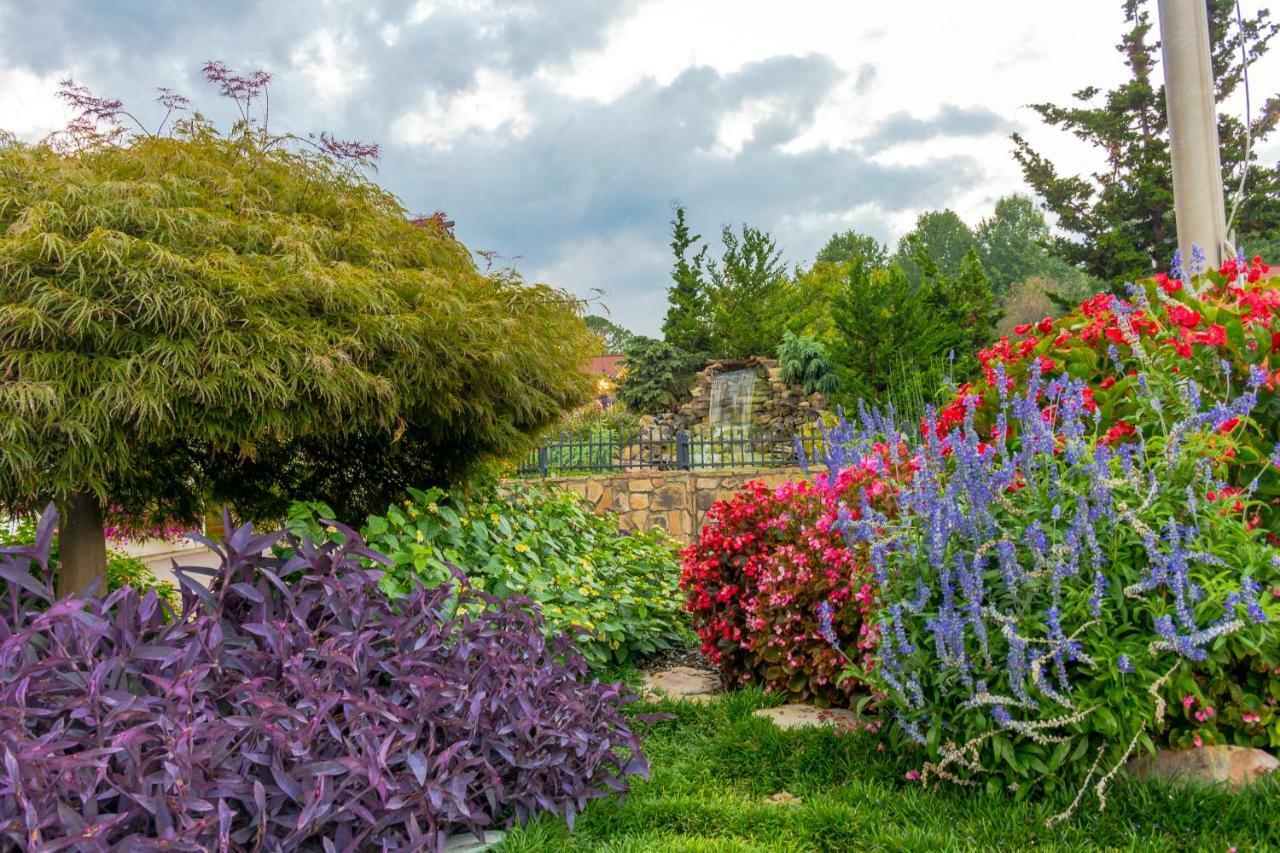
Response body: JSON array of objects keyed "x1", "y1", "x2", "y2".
[
  {"x1": 753, "y1": 704, "x2": 861, "y2": 730},
  {"x1": 443, "y1": 830, "x2": 505, "y2": 852},
  {"x1": 642, "y1": 666, "x2": 720, "y2": 702},
  {"x1": 1127, "y1": 745, "x2": 1279, "y2": 789}
]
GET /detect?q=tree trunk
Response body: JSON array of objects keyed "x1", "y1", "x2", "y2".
[{"x1": 57, "y1": 491, "x2": 108, "y2": 598}]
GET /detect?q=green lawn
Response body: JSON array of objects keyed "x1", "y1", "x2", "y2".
[{"x1": 498, "y1": 688, "x2": 1280, "y2": 852}]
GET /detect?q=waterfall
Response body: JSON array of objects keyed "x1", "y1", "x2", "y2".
[{"x1": 708, "y1": 369, "x2": 757, "y2": 429}]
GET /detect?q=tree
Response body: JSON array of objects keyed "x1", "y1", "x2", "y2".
[
  {"x1": 828, "y1": 258, "x2": 957, "y2": 406},
  {"x1": 661, "y1": 206, "x2": 713, "y2": 355},
  {"x1": 584, "y1": 315, "x2": 635, "y2": 354},
  {"x1": 775, "y1": 332, "x2": 839, "y2": 396},
  {"x1": 0, "y1": 68, "x2": 595, "y2": 594},
  {"x1": 1013, "y1": 0, "x2": 1280, "y2": 284},
  {"x1": 893, "y1": 210, "x2": 979, "y2": 285},
  {"x1": 707, "y1": 223, "x2": 790, "y2": 357},
  {"x1": 616, "y1": 337, "x2": 700, "y2": 415},
  {"x1": 815, "y1": 229, "x2": 889, "y2": 268},
  {"x1": 932, "y1": 248, "x2": 1003, "y2": 357}
]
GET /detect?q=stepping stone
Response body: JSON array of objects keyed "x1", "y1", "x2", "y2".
[
  {"x1": 442, "y1": 831, "x2": 505, "y2": 852},
  {"x1": 765, "y1": 790, "x2": 802, "y2": 805},
  {"x1": 642, "y1": 666, "x2": 720, "y2": 703},
  {"x1": 1127, "y1": 745, "x2": 1279, "y2": 789},
  {"x1": 753, "y1": 704, "x2": 861, "y2": 730}
]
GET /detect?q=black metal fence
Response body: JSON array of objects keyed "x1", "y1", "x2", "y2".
[{"x1": 515, "y1": 425, "x2": 825, "y2": 477}]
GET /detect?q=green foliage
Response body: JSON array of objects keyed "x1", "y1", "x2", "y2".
[
  {"x1": 976, "y1": 195, "x2": 1100, "y2": 296},
  {"x1": 290, "y1": 481, "x2": 690, "y2": 668},
  {"x1": 893, "y1": 210, "x2": 979, "y2": 286},
  {"x1": 775, "y1": 332, "x2": 839, "y2": 396},
  {"x1": 707, "y1": 223, "x2": 791, "y2": 358},
  {"x1": 931, "y1": 248, "x2": 1002, "y2": 357},
  {"x1": 584, "y1": 315, "x2": 635, "y2": 354},
  {"x1": 827, "y1": 258, "x2": 965, "y2": 406},
  {"x1": 815, "y1": 229, "x2": 889, "y2": 268},
  {"x1": 0, "y1": 516, "x2": 178, "y2": 607},
  {"x1": 0, "y1": 77, "x2": 595, "y2": 541},
  {"x1": 661, "y1": 206, "x2": 714, "y2": 355},
  {"x1": 617, "y1": 336, "x2": 700, "y2": 415},
  {"x1": 1013, "y1": 0, "x2": 1280, "y2": 283}
]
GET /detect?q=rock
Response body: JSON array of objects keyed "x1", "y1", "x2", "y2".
[
  {"x1": 443, "y1": 831, "x2": 505, "y2": 852},
  {"x1": 643, "y1": 666, "x2": 720, "y2": 702},
  {"x1": 628, "y1": 492, "x2": 650, "y2": 511},
  {"x1": 765, "y1": 791, "x2": 802, "y2": 805},
  {"x1": 1127, "y1": 745, "x2": 1279, "y2": 789},
  {"x1": 753, "y1": 704, "x2": 862, "y2": 731}
]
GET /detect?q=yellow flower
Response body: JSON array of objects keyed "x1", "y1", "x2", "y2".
[
  {"x1": 490, "y1": 513, "x2": 501, "y2": 524},
  {"x1": 579, "y1": 586, "x2": 591, "y2": 596},
  {"x1": 514, "y1": 543, "x2": 530, "y2": 554},
  {"x1": 325, "y1": 525, "x2": 338, "y2": 533},
  {"x1": 428, "y1": 503, "x2": 440, "y2": 514},
  {"x1": 415, "y1": 530, "x2": 425, "y2": 542}
]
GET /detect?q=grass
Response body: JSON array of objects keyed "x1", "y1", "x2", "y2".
[{"x1": 497, "y1": 687, "x2": 1280, "y2": 852}]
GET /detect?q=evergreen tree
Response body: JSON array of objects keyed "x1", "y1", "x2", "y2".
[
  {"x1": 707, "y1": 223, "x2": 790, "y2": 357},
  {"x1": 661, "y1": 207, "x2": 713, "y2": 355},
  {"x1": 1013, "y1": 0, "x2": 1280, "y2": 284},
  {"x1": 584, "y1": 315, "x2": 635, "y2": 354}
]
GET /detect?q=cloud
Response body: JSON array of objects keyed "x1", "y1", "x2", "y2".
[
  {"x1": 0, "y1": 1, "x2": 1002, "y2": 335},
  {"x1": 862, "y1": 104, "x2": 1011, "y2": 152}
]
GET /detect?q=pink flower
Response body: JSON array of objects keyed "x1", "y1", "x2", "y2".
[
  {"x1": 1243, "y1": 713, "x2": 1261, "y2": 724},
  {"x1": 1182, "y1": 694, "x2": 1196, "y2": 711},
  {"x1": 1193, "y1": 735, "x2": 1204, "y2": 748},
  {"x1": 905, "y1": 770, "x2": 920, "y2": 782}
]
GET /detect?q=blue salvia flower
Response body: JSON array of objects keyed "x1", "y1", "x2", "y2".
[
  {"x1": 1190, "y1": 243, "x2": 1207, "y2": 275},
  {"x1": 1116, "y1": 655, "x2": 1134, "y2": 674},
  {"x1": 1170, "y1": 248, "x2": 1186, "y2": 281},
  {"x1": 817, "y1": 600, "x2": 840, "y2": 649}
]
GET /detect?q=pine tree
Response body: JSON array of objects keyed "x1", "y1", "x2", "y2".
[{"x1": 661, "y1": 207, "x2": 713, "y2": 355}]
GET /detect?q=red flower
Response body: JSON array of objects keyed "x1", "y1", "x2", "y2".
[
  {"x1": 1013, "y1": 323, "x2": 1032, "y2": 336},
  {"x1": 1036, "y1": 316, "x2": 1054, "y2": 335},
  {"x1": 1218, "y1": 417, "x2": 1240, "y2": 433},
  {"x1": 1166, "y1": 304, "x2": 1201, "y2": 329},
  {"x1": 1100, "y1": 376, "x2": 1116, "y2": 389},
  {"x1": 1189, "y1": 324, "x2": 1226, "y2": 347},
  {"x1": 1100, "y1": 420, "x2": 1136, "y2": 446}
]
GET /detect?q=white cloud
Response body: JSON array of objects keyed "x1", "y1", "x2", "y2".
[
  {"x1": 391, "y1": 69, "x2": 532, "y2": 149},
  {"x1": 0, "y1": 65, "x2": 71, "y2": 141},
  {"x1": 290, "y1": 29, "x2": 369, "y2": 105}
]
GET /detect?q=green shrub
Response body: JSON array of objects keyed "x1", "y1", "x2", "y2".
[
  {"x1": 776, "y1": 331, "x2": 839, "y2": 396},
  {"x1": 617, "y1": 337, "x2": 700, "y2": 415},
  {"x1": 288, "y1": 481, "x2": 690, "y2": 667}
]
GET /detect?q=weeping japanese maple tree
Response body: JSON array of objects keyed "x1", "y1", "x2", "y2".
[{"x1": 0, "y1": 65, "x2": 595, "y2": 595}]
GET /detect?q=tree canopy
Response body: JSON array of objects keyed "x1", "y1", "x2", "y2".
[
  {"x1": 0, "y1": 71, "x2": 595, "y2": 591},
  {"x1": 1012, "y1": 0, "x2": 1280, "y2": 283}
]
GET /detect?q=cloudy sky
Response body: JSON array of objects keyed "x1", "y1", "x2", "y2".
[{"x1": 1, "y1": 0, "x2": 1275, "y2": 334}]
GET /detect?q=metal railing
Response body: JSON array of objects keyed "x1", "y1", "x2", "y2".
[{"x1": 515, "y1": 424, "x2": 824, "y2": 477}]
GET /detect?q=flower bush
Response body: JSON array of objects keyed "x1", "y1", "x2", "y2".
[
  {"x1": 1, "y1": 507, "x2": 648, "y2": 849},
  {"x1": 681, "y1": 465, "x2": 895, "y2": 706},
  {"x1": 951, "y1": 254, "x2": 1280, "y2": 534},
  {"x1": 832, "y1": 333, "x2": 1279, "y2": 819},
  {"x1": 288, "y1": 479, "x2": 689, "y2": 668}
]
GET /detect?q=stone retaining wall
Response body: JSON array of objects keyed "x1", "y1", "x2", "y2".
[{"x1": 521, "y1": 467, "x2": 805, "y2": 542}]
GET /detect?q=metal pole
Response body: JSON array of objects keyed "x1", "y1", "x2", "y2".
[{"x1": 1158, "y1": 0, "x2": 1228, "y2": 270}]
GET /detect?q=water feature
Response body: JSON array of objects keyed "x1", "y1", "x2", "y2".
[{"x1": 708, "y1": 368, "x2": 758, "y2": 426}]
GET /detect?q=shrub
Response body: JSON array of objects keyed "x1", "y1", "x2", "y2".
[
  {"x1": 954, "y1": 255, "x2": 1279, "y2": 534},
  {"x1": 835, "y1": 339, "x2": 1279, "y2": 819},
  {"x1": 681, "y1": 467, "x2": 893, "y2": 706},
  {"x1": 617, "y1": 337, "x2": 700, "y2": 415},
  {"x1": 0, "y1": 508, "x2": 647, "y2": 849},
  {"x1": 290, "y1": 480, "x2": 689, "y2": 668},
  {"x1": 776, "y1": 331, "x2": 839, "y2": 396}
]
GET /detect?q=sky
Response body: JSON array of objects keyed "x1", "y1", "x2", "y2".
[{"x1": 1, "y1": 0, "x2": 1276, "y2": 335}]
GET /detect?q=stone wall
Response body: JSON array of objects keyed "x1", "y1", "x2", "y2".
[
  {"x1": 652, "y1": 356, "x2": 824, "y2": 437},
  {"x1": 523, "y1": 467, "x2": 805, "y2": 542}
]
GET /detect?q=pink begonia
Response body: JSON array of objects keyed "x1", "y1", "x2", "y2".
[
  {"x1": 1243, "y1": 713, "x2": 1262, "y2": 724},
  {"x1": 1193, "y1": 735, "x2": 1204, "y2": 748},
  {"x1": 1182, "y1": 694, "x2": 1196, "y2": 711},
  {"x1": 905, "y1": 770, "x2": 921, "y2": 781}
]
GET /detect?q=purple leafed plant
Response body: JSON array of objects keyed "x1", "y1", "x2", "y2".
[{"x1": 0, "y1": 507, "x2": 648, "y2": 851}]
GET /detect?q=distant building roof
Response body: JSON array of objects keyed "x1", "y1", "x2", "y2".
[{"x1": 588, "y1": 355, "x2": 624, "y2": 378}]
